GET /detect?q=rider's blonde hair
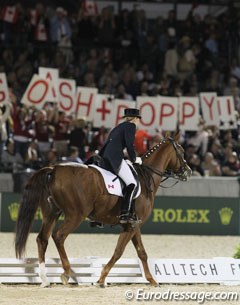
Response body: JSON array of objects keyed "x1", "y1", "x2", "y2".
[{"x1": 125, "y1": 116, "x2": 136, "y2": 122}]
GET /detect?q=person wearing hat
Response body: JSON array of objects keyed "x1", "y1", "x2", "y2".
[{"x1": 99, "y1": 108, "x2": 142, "y2": 224}]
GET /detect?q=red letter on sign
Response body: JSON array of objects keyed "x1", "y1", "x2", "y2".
[
  {"x1": 27, "y1": 80, "x2": 48, "y2": 104},
  {"x1": 96, "y1": 99, "x2": 111, "y2": 121},
  {"x1": 140, "y1": 102, "x2": 155, "y2": 126},
  {"x1": 59, "y1": 82, "x2": 73, "y2": 111},
  {"x1": 181, "y1": 102, "x2": 196, "y2": 125},
  {"x1": 75, "y1": 92, "x2": 93, "y2": 116},
  {"x1": 203, "y1": 96, "x2": 215, "y2": 120},
  {"x1": 159, "y1": 103, "x2": 174, "y2": 125}
]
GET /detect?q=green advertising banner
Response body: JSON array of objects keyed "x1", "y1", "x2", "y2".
[
  {"x1": 143, "y1": 196, "x2": 240, "y2": 235},
  {"x1": 0, "y1": 193, "x2": 239, "y2": 235}
]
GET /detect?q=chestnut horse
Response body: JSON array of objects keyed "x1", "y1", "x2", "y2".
[{"x1": 15, "y1": 132, "x2": 191, "y2": 287}]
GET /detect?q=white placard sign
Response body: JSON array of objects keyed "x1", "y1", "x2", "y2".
[
  {"x1": 58, "y1": 78, "x2": 76, "y2": 113},
  {"x1": 75, "y1": 86, "x2": 98, "y2": 119},
  {"x1": 146, "y1": 258, "x2": 240, "y2": 283},
  {"x1": 39, "y1": 67, "x2": 59, "y2": 102},
  {"x1": 217, "y1": 96, "x2": 237, "y2": 129},
  {"x1": 0, "y1": 73, "x2": 9, "y2": 104},
  {"x1": 179, "y1": 97, "x2": 199, "y2": 131}
]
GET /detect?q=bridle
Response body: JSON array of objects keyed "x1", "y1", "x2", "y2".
[
  {"x1": 142, "y1": 137, "x2": 190, "y2": 186},
  {"x1": 164, "y1": 137, "x2": 190, "y2": 182}
]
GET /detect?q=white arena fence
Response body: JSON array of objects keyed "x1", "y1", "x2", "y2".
[{"x1": 0, "y1": 257, "x2": 240, "y2": 285}]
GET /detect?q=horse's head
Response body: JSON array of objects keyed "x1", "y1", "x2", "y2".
[
  {"x1": 142, "y1": 131, "x2": 192, "y2": 182},
  {"x1": 163, "y1": 132, "x2": 192, "y2": 181}
]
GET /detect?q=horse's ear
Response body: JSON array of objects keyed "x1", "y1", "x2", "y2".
[
  {"x1": 164, "y1": 131, "x2": 171, "y2": 138},
  {"x1": 174, "y1": 130, "x2": 181, "y2": 142}
]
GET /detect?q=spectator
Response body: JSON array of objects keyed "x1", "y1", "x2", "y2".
[
  {"x1": 43, "y1": 148, "x2": 58, "y2": 166},
  {"x1": 186, "y1": 118, "x2": 209, "y2": 158},
  {"x1": 12, "y1": 104, "x2": 34, "y2": 160},
  {"x1": 208, "y1": 138, "x2": 225, "y2": 165},
  {"x1": 29, "y1": 2, "x2": 50, "y2": 45},
  {"x1": 50, "y1": 7, "x2": 73, "y2": 63},
  {"x1": 201, "y1": 152, "x2": 222, "y2": 176},
  {"x1": 89, "y1": 126, "x2": 108, "y2": 153},
  {"x1": 0, "y1": 101, "x2": 11, "y2": 154},
  {"x1": 134, "y1": 129, "x2": 153, "y2": 156},
  {"x1": 1, "y1": 138, "x2": 24, "y2": 172},
  {"x1": 68, "y1": 118, "x2": 88, "y2": 160},
  {"x1": 187, "y1": 153, "x2": 204, "y2": 176},
  {"x1": 177, "y1": 36, "x2": 196, "y2": 81},
  {"x1": 163, "y1": 41, "x2": 179, "y2": 78},
  {"x1": 52, "y1": 111, "x2": 70, "y2": 158},
  {"x1": 25, "y1": 139, "x2": 42, "y2": 170},
  {"x1": 97, "y1": 7, "x2": 116, "y2": 47},
  {"x1": 222, "y1": 151, "x2": 240, "y2": 176},
  {"x1": 115, "y1": 82, "x2": 133, "y2": 101},
  {"x1": 66, "y1": 146, "x2": 83, "y2": 163}
]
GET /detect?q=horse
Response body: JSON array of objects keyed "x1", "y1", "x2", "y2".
[{"x1": 15, "y1": 132, "x2": 192, "y2": 287}]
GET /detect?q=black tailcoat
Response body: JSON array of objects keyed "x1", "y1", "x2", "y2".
[{"x1": 99, "y1": 121, "x2": 137, "y2": 173}]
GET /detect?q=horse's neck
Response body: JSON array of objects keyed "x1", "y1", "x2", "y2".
[{"x1": 143, "y1": 146, "x2": 170, "y2": 193}]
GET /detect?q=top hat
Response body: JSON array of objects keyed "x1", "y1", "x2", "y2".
[{"x1": 123, "y1": 108, "x2": 141, "y2": 118}]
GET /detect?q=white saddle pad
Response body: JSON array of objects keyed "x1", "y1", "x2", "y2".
[{"x1": 88, "y1": 164, "x2": 141, "y2": 198}]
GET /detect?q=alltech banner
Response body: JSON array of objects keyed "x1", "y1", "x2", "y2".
[
  {"x1": 0, "y1": 193, "x2": 239, "y2": 235},
  {"x1": 146, "y1": 258, "x2": 240, "y2": 283}
]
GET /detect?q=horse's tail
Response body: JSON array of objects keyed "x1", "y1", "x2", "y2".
[{"x1": 15, "y1": 167, "x2": 53, "y2": 258}]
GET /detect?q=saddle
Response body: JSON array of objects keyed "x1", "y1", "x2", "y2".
[{"x1": 85, "y1": 155, "x2": 141, "y2": 198}]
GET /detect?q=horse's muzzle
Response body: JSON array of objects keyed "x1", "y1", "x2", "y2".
[
  {"x1": 184, "y1": 165, "x2": 193, "y2": 180},
  {"x1": 179, "y1": 164, "x2": 192, "y2": 181}
]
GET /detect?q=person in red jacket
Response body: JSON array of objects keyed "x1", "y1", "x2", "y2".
[{"x1": 134, "y1": 129, "x2": 153, "y2": 156}]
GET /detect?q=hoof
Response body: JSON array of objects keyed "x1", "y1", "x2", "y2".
[
  {"x1": 148, "y1": 279, "x2": 159, "y2": 287},
  {"x1": 40, "y1": 281, "x2": 50, "y2": 288},
  {"x1": 96, "y1": 281, "x2": 105, "y2": 288},
  {"x1": 61, "y1": 273, "x2": 69, "y2": 285}
]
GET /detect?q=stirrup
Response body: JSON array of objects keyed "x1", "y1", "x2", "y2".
[{"x1": 119, "y1": 213, "x2": 137, "y2": 224}]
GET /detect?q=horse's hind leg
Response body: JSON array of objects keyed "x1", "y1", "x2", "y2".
[
  {"x1": 52, "y1": 215, "x2": 83, "y2": 285},
  {"x1": 131, "y1": 228, "x2": 158, "y2": 286},
  {"x1": 97, "y1": 228, "x2": 136, "y2": 287},
  {"x1": 37, "y1": 211, "x2": 60, "y2": 287}
]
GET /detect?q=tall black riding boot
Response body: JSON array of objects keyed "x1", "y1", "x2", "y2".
[{"x1": 119, "y1": 183, "x2": 136, "y2": 224}]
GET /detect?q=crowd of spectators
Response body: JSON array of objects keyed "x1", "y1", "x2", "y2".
[{"x1": 0, "y1": 1, "x2": 239, "y2": 179}]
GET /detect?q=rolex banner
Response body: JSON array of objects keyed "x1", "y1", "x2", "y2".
[{"x1": 0, "y1": 193, "x2": 239, "y2": 235}]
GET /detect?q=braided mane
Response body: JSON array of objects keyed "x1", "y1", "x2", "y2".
[{"x1": 135, "y1": 141, "x2": 165, "y2": 198}]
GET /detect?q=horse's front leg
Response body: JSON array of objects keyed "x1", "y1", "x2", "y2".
[
  {"x1": 131, "y1": 227, "x2": 158, "y2": 286},
  {"x1": 97, "y1": 227, "x2": 136, "y2": 287}
]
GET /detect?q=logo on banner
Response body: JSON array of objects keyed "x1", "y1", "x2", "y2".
[{"x1": 219, "y1": 207, "x2": 233, "y2": 225}]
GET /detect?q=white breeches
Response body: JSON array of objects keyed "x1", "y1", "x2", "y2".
[{"x1": 118, "y1": 159, "x2": 137, "y2": 187}]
